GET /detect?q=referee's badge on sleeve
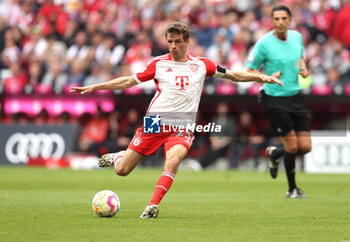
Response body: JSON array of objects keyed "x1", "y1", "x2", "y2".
[{"x1": 247, "y1": 52, "x2": 255, "y2": 62}]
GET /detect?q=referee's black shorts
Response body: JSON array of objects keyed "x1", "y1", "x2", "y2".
[{"x1": 260, "y1": 90, "x2": 310, "y2": 136}]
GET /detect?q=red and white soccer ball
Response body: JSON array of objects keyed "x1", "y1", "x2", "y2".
[{"x1": 92, "y1": 190, "x2": 120, "y2": 217}]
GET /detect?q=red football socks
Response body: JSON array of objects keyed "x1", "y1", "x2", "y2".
[
  {"x1": 114, "y1": 154, "x2": 124, "y2": 170},
  {"x1": 149, "y1": 170, "x2": 175, "y2": 205}
]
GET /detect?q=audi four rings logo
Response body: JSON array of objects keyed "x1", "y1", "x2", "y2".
[
  {"x1": 5, "y1": 133, "x2": 65, "y2": 164},
  {"x1": 312, "y1": 143, "x2": 350, "y2": 166}
]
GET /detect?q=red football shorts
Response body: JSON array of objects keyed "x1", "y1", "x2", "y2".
[{"x1": 128, "y1": 127, "x2": 195, "y2": 156}]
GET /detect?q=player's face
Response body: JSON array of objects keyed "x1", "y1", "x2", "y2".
[
  {"x1": 272, "y1": 10, "x2": 291, "y2": 35},
  {"x1": 166, "y1": 33, "x2": 189, "y2": 61}
]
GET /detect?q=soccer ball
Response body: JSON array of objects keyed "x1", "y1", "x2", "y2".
[{"x1": 92, "y1": 190, "x2": 120, "y2": 217}]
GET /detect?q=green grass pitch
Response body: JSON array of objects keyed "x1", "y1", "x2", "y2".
[{"x1": 0, "y1": 166, "x2": 349, "y2": 242}]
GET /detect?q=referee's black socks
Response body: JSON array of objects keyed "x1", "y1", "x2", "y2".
[
  {"x1": 283, "y1": 151, "x2": 297, "y2": 191},
  {"x1": 271, "y1": 147, "x2": 285, "y2": 161}
]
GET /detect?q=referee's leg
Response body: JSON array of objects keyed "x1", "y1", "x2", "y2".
[
  {"x1": 280, "y1": 130, "x2": 298, "y2": 154},
  {"x1": 280, "y1": 130, "x2": 299, "y2": 192},
  {"x1": 296, "y1": 131, "x2": 312, "y2": 154}
]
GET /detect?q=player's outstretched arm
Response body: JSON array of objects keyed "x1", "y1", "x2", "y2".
[
  {"x1": 247, "y1": 68, "x2": 282, "y2": 79},
  {"x1": 223, "y1": 70, "x2": 283, "y2": 87},
  {"x1": 70, "y1": 75, "x2": 138, "y2": 95}
]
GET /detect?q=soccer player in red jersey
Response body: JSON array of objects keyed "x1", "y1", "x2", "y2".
[{"x1": 71, "y1": 22, "x2": 283, "y2": 218}]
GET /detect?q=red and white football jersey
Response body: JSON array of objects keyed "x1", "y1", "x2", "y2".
[{"x1": 134, "y1": 53, "x2": 225, "y2": 125}]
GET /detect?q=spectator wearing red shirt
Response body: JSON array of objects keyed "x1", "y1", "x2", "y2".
[
  {"x1": 37, "y1": 0, "x2": 69, "y2": 36},
  {"x1": 333, "y1": 2, "x2": 350, "y2": 49},
  {"x1": 83, "y1": 0, "x2": 103, "y2": 13},
  {"x1": 37, "y1": 0, "x2": 62, "y2": 22},
  {"x1": 312, "y1": 1, "x2": 335, "y2": 37},
  {"x1": 3, "y1": 62, "x2": 27, "y2": 94},
  {"x1": 78, "y1": 107, "x2": 110, "y2": 154},
  {"x1": 124, "y1": 31, "x2": 153, "y2": 74}
]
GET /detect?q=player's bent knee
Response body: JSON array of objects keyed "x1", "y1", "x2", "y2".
[
  {"x1": 165, "y1": 157, "x2": 182, "y2": 173},
  {"x1": 115, "y1": 166, "x2": 131, "y2": 176}
]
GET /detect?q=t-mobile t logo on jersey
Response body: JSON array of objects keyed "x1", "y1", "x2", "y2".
[
  {"x1": 143, "y1": 115, "x2": 161, "y2": 133},
  {"x1": 175, "y1": 76, "x2": 189, "y2": 90}
]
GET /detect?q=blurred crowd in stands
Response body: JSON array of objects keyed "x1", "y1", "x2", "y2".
[
  {"x1": 1, "y1": 0, "x2": 350, "y2": 95},
  {"x1": 1, "y1": 99, "x2": 341, "y2": 168},
  {"x1": 1, "y1": 0, "x2": 350, "y2": 168}
]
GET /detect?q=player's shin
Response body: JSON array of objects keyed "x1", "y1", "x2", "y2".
[{"x1": 149, "y1": 170, "x2": 175, "y2": 205}]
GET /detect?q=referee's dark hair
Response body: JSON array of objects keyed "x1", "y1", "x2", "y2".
[{"x1": 271, "y1": 5, "x2": 292, "y2": 18}]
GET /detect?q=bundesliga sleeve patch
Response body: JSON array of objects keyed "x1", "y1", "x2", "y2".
[{"x1": 213, "y1": 65, "x2": 226, "y2": 78}]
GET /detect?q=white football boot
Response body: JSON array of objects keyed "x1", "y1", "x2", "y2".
[
  {"x1": 98, "y1": 150, "x2": 126, "y2": 167},
  {"x1": 286, "y1": 188, "x2": 306, "y2": 199},
  {"x1": 140, "y1": 205, "x2": 159, "y2": 218}
]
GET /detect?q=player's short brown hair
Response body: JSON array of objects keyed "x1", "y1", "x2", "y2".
[{"x1": 164, "y1": 22, "x2": 191, "y2": 41}]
